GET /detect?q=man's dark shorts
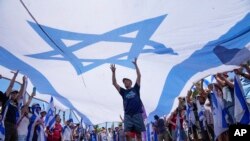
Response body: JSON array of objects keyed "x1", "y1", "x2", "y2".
[{"x1": 124, "y1": 113, "x2": 146, "y2": 133}]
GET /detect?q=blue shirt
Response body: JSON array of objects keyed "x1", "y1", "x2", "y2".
[{"x1": 119, "y1": 83, "x2": 143, "y2": 115}]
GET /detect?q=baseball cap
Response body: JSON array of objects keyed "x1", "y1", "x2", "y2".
[
  {"x1": 67, "y1": 118, "x2": 73, "y2": 123},
  {"x1": 122, "y1": 78, "x2": 131, "y2": 82}
]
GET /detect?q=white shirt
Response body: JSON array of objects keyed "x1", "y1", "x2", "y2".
[
  {"x1": 107, "y1": 131, "x2": 113, "y2": 141},
  {"x1": 17, "y1": 116, "x2": 30, "y2": 135},
  {"x1": 63, "y1": 126, "x2": 72, "y2": 141}
]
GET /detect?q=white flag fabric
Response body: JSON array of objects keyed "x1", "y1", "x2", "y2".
[
  {"x1": 0, "y1": 0, "x2": 250, "y2": 124},
  {"x1": 234, "y1": 75, "x2": 250, "y2": 124},
  {"x1": 211, "y1": 90, "x2": 228, "y2": 140},
  {"x1": 44, "y1": 97, "x2": 56, "y2": 130}
]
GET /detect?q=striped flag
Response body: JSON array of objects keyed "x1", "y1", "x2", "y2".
[
  {"x1": 185, "y1": 98, "x2": 192, "y2": 128},
  {"x1": 195, "y1": 96, "x2": 206, "y2": 130},
  {"x1": 27, "y1": 104, "x2": 41, "y2": 141},
  {"x1": 176, "y1": 113, "x2": 181, "y2": 141},
  {"x1": 234, "y1": 75, "x2": 250, "y2": 124},
  {"x1": 0, "y1": 119, "x2": 5, "y2": 140},
  {"x1": 78, "y1": 117, "x2": 85, "y2": 140},
  {"x1": 211, "y1": 87, "x2": 228, "y2": 140},
  {"x1": 45, "y1": 97, "x2": 56, "y2": 131},
  {"x1": 0, "y1": 98, "x2": 12, "y2": 141},
  {"x1": 36, "y1": 124, "x2": 46, "y2": 141},
  {"x1": 196, "y1": 97, "x2": 205, "y2": 121}
]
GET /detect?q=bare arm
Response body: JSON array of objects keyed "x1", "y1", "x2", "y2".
[
  {"x1": 220, "y1": 73, "x2": 234, "y2": 88},
  {"x1": 214, "y1": 73, "x2": 225, "y2": 87},
  {"x1": 242, "y1": 63, "x2": 250, "y2": 74},
  {"x1": 240, "y1": 64, "x2": 250, "y2": 79},
  {"x1": 186, "y1": 90, "x2": 192, "y2": 104},
  {"x1": 234, "y1": 68, "x2": 250, "y2": 80},
  {"x1": 119, "y1": 115, "x2": 124, "y2": 122},
  {"x1": 200, "y1": 79, "x2": 205, "y2": 93},
  {"x1": 16, "y1": 76, "x2": 28, "y2": 100},
  {"x1": 110, "y1": 64, "x2": 121, "y2": 92},
  {"x1": 240, "y1": 72, "x2": 250, "y2": 80},
  {"x1": 6, "y1": 70, "x2": 19, "y2": 97},
  {"x1": 132, "y1": 58, "x2": 141, "y2": 86},
  {"x1": 24, "y1": 87, "x2": 36, "y2": 107}
]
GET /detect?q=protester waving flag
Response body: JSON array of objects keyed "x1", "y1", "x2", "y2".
[
  {"x1": 211, "y1": 86, "x2": 228, "y2": 140},
  {"x1": 234, "y1": 75, "x2": 250, "y2": 124},
  {"x1": 45, "y1": 97, "x2": 56, "y2": 131}
]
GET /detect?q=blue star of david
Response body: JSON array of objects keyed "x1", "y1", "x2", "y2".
[{"x1": 27, "y1": 14, "x2": 177, "y2": 74}]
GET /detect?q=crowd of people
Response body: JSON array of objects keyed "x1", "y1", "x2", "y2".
[
  {"x1": 0, "y1": 59, "x2": 250, "y2": 141},
  {"x1": 0, "y1": 71, "x2": 87, "y2": 141},
  {"x1": 150, "y1": 62, "x2": 250, "y2": 141}
]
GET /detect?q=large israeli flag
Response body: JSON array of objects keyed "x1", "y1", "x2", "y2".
[{"x1": 0, "y1": 0, "x2": 250, "y2": 124}]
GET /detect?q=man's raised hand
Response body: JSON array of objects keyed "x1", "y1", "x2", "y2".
[
  {"x1": 110, "y1": 64, "x2": 116, "y2": 73},
  {"x1": 132, "y1": 58, "x2": 137, "y2": 66}
]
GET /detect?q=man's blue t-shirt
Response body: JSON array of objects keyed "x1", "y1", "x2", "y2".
[{"x1": 119, "y1": 83, "x2": 143, "y2": 115}]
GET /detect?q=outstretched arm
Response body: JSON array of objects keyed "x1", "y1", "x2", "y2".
[
  {"x1": 16, "y1": 76, "x2": 28, "y2": 100},
  {"x1": 219, "y1": 73, "x2": 234, "y2": 88},
  {"x1": 132, "y1": 58, "x2": 141, "y2": 86},
  {"x1": 242, "y1": 63, "x2": 250, "y2": 74},
  {"x1": 6, "y1": 70, "x2": 19, "y2": 97},
  {"x1": 215, "y1": 73, "x2": 226, "y2": 87},
  {"x1": 119, "y1": 115, "x2": 124, "y2": 122},
  {"x1": 110, "y1": 64, "x2": 121, "y2": 92},
  {"x1": 235, "y1": 67, "x2": 250, "y2": 80},
  {"x1": 240, "y1": 64, "x2": 250, "y2": 79},
  {"x1": 24, "y1": 87, "x2": 36, "y2": 107}
]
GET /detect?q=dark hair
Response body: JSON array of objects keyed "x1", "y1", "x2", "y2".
[
  {"x1": 122, "y1": 78, "x2": 131, "y2": 83},
  {"x1": 154, "y1": 115, "x2": 159, "y2": 120},
  {"x1": 10, "y1": 90, "x2": 18, "y2": 94}
]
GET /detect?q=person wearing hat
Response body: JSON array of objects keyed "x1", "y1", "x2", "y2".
[
  {"x1": 0, "y1": 71, "x2": 27, "y2": 141},
  {"x1": 110, "y1": 58, "x2": 146, "y2": 141},
  {"x1": 62, "y1": 118, "x2": 74, "y2": 141}
]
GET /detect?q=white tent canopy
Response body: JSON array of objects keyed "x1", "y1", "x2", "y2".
[{"x1": 0, "y1": 0, "x2": 250, "y2": 124}]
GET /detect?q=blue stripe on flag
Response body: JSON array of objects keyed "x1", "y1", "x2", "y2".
[
  {"x1": 45, "y1": 97, "x2": 56, "y2": 130},
  {"x1": 234, "y1": 75, "x2": 250, "y2": 124},
  {"x1": 210, "y1": 90, "x2": 228, "y2": 140}
]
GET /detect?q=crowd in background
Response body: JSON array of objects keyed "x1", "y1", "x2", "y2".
[
  {"x1": 0, "y1": 61, "x2": 250, "y2": 141},
  {"x1": 150, "y1": 61, "x2": 250, "y2": 141}
]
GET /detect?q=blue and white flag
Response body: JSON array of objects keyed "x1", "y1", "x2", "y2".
[
  {"x1": 0, "y1": 99, "x2": 12, "y2": 141},
  {"x1": 0, "y1": 0, "x2": 250, "y2": 124},
  {"x1": 176, "y1": 113, "x2": 181, "y2": 141},
  {"x1": 234, "y1": 75, "x2": 250, "y2": 124},
  {"x1": 196, "y1": 97, "x2": 205, "y2": 122},
  {"x1": 0, "y1": 120, "x2": 5, "y2": 141},
  {"x1": 27, "y1": 106, "x2": 41, "y2": 141},
  {"x1": 45, "y1": 97, "x2": 56, "y2": 131},
  {"x1": 211, "y1": 88, "x2": 228, "y2": 140},
  {"x1": 36, "y1": 124, "x2": 46, "y2": 141}
]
